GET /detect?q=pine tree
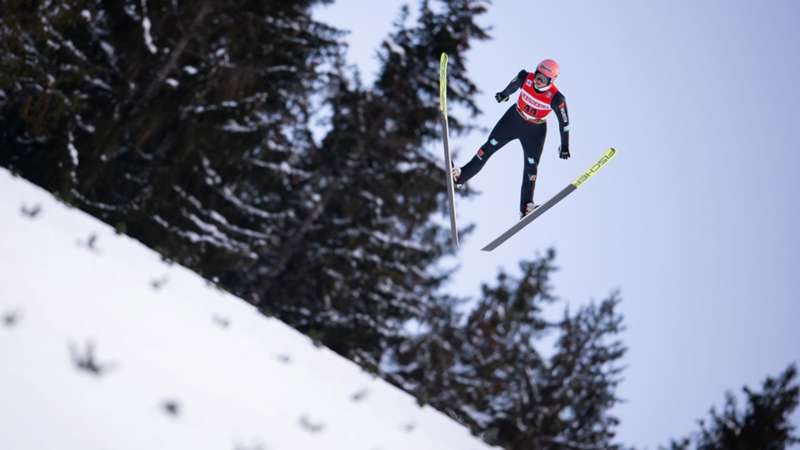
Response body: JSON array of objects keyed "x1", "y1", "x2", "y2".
[
  {"x1": 534, "y1": 295, "x2": 626, "y2": 450},
  {"x1": 663, "y1": 365, "x2": 799, "y2": 450},
  {"x1": 245, "y1": 0, "x2": 491, "y2": 365},
  {"x1": 386, "y1": 250, "x2": 628, "y2": 449},
  {"x1": 1, "y1": 0, "x2": 342, "y2": 275}
]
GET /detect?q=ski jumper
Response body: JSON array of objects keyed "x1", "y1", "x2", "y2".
[{"x1": 458, "y1": 70, "x2": 570, "y2": 214}]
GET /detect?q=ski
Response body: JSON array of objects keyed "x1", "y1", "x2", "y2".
[
  {"x1": 439, "y1": 52, "x2": 459, "y2": 248},
  {"x1": 481, "y1": 147, "x2": 617, "y2": 252}
]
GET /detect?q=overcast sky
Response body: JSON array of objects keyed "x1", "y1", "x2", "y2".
[{"x1": 315, "y1": 0, "x2": 800, "y2": 447}]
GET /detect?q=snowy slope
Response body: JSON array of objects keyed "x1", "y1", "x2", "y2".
[{"x1": 0, "y1": 168, "x2": 494, "y2": 450}]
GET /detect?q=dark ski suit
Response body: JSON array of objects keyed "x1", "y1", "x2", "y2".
[{"x1": 457, "y1": 70, "x2": 570, "y2": 214}]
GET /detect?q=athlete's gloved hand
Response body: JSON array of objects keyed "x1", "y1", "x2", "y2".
[
  {"x1": 494, "y1": 92, "x2": 509, "y2": 103},
  {"x1": 559, "y1": 146, "x2": 571, "y2": 160}
]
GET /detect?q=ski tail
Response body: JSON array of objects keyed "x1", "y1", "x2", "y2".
[{"x1": 439, "y1": 53, "x2": 449, "y2": 119}]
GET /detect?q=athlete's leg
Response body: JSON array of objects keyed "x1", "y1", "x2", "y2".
[
  {"x1": 519, "y1": 122, "x2": 547, "y2": 214},
  {"x1": 457, "y1": 106, "x2": 520, "y2": 184}
]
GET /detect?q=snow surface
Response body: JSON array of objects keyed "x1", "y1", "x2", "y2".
[{"x1": 0, "y1": 168, "x2": 494, "y2": 450}]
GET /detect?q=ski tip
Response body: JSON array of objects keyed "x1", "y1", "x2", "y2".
[
  {"x1": 439, "y1": 53, "x2": 449, "y2": 114},
  {"x1": 571, "y1": 147, "x2": 617, "y2": 188}
]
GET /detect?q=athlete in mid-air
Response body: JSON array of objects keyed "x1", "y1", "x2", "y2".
[{"x1": 452, "y1": 59, "x2": 570, "y2": 218}]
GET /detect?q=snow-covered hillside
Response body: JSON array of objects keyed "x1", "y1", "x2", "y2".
[{"x1": 0, "y1": 168, "x2": 494, "y2": 450}]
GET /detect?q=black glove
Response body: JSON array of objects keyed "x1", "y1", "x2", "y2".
[
  {"x1": 559, "y1": 146, "x2": 571, "y2": 160},
  {"x1": 494, "y1": 92, "x2": 509, "y2": 103}
]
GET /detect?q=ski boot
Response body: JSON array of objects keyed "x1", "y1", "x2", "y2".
[
  {"x1": 451, "y1": 166, "x2": 465, "y2": 190},
  {"x1": 521, "y1": 202, "x2": 540, "y2": 219}
]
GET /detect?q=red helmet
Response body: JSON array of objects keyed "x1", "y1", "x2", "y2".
[{"x1": 536, "y1": 59, "x2": 560, "y2": 80}]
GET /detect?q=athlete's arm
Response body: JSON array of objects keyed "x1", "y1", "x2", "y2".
[
  {"x1": 552, "y1": 91, "x2": 570, "y2": 157},
  {"x1": 495, "y1": 70, "x2": 528, "y2": 102}
]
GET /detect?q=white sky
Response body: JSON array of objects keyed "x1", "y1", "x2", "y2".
[
  {"x1": 0, "y1": 169, "x2": 493, "y2": 450},
  {"x1": 315, "y1": 0, "x2": 800, "y2": 448}
]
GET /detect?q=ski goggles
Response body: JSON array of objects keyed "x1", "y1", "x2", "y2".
[{"x1": 533, "y1": 71, "x2": 551, "y2": 86}]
